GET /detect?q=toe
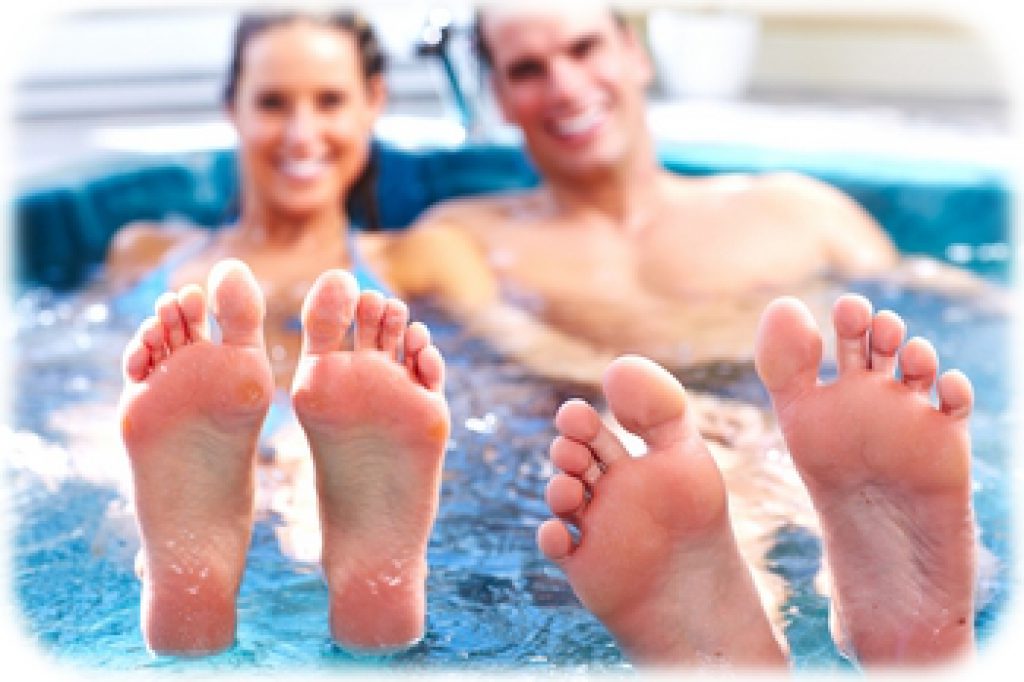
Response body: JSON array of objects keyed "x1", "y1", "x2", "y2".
[
  {"x1": 869, "y1": 310, "x2": 905, "y2": 376},
  {"x1": 140, "y1": 316, "x2": 168, "y2": 366},
  {"x1": 354, "y1": 290, "x2": 386, "y2": 350},
  {"x1": 379, "y1": 298, "x2": 409, "y2": 358},
  {"x1": 937, "y1": 370, "x2": 973, "y2": 419},
  {"x1": 554, "y1": 399, "x2": 629, "y2": 468},
  {"x1": 177, "y1": 285, "x2": 208, "y2": 342},
  {"x1": 415, "y1": 345, "x2": 445, "y2": 392},
  {"x1": 537, "y1": 518, "x2": 574, "y2": 562},
  {"x1": 550, "y1": 436, "x2": 595, "y2": 477},
  {"x1": 754, "y1": 297, "x2": 823, "y2": 407},
  {"x1": 155, "y1": 293, "x2": 188, "y2": 351},
  {"x1": 546, "y1": 473, "x2": 586, "y2": 518},
  {"x1": 899, "y1": 337, "x2": 939, "y2": 395},
  {"x1": 123, "y1": 337, "x2": 151, "y2": 382},
  {"x1": 208, "y1": 259, "x2": 266, "y2": 348},
  {"x1": 833, "y1": 294, "x2": 872, "y2": 375},
  {"x1": 404, "y1": 322, "x2": 430, "y2": 376},
  {"x1": 602, "y1": 355, "x2": 691, "y2": 453},
  {"x1": 300, "y1": 269, "x2": 358, "y2": 355}
]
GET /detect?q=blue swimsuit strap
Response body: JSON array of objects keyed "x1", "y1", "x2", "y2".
[
  {"x1": 283, "y1": 230, "x2": 391, "y2": 332},
  {"x1": 346, "y1": 229, "x2": 392, "y2": 296},
  {"x1": 112, "y1": 231, "x2": 215, "y2": 319}
]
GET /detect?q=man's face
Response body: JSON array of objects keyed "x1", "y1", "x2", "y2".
[{"x1": 483, "y1": 9, "x2": 652, "y2": 179}]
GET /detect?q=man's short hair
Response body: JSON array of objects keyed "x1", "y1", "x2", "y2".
[{"x1": 472, "y1": 8, "x2": 629, "y2": 70}]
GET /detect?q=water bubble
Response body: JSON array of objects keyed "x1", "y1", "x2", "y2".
[
  {"x1": 83, "y1": 303, "x2": 110, "y2": 324},
  {"x1": 66, "y1": 376, "x2": 91, "y2": 394},
  {"x1": 465, "y1": 413, "x2": 498, "y2": 434},
  {"x1": 977, "y1": 242, "x2": 1009, "y2": 262},
  {"x1": 945, "y1": 243, "x2": 973, "y2": 265}
]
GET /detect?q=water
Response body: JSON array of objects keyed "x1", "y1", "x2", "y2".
[{"x1": 3, "y1": 277, "x2": 1014, "y2": 673}]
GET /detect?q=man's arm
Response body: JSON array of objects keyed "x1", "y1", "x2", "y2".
[
  {"x1": 764, "y1": 173, "x2": 898, "y2": 276},
  {"x1": 782, "y1": 174, "x2": 999, "y2": 298}
]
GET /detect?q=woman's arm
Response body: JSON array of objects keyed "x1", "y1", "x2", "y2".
[{"x1": 104, "y1": 220, "x2": 207, "y2": 291}]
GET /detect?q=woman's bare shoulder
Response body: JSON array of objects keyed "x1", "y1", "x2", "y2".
[{"x1": 105, "y1": 220, "x2": 208, "y2": 287}]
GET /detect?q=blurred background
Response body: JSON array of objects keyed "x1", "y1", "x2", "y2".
[{"x1": 7, "y1": 0, "x2": 1016, "y2": 183}]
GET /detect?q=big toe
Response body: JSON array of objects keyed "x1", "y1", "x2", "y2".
[
  {"x1": 602, "y1": 355, "x2": 689, "y2": 452},
  {"x1": 300, "y1": 269, "x2": 359, "y2": 355},
  {"x1": 208, "y1": 259, "x2": 265, "y2": 348},
  {"x1": 754, "y1": 297, "x2": 823, "y2": 406}
]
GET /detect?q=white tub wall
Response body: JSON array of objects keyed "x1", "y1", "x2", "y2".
[
  {"x1": 748, "y1": 14, "x2": 1004, "y2": 101},
  {"x1": 627, "y1": 1, "x2": 1007, "y2": 102}
]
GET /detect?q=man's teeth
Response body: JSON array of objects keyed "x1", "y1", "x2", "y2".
[
  {"x1": 281, "y1": 160, "x2": 326, "y2": 179},
  {"x1": 554, "y1": 109, "x2": 603, "y2": 136}
]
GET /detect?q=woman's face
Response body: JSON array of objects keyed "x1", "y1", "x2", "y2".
[{"x1": 229, "y1": 20, "x2": 385, "y2": 220}]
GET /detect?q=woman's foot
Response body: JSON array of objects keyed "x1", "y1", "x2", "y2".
[
  {"x1": 754, "y1": 294, "x2": 975, "y2": 665},
  {"x1": 291, "y1": 271, "x2": 449, "y2": 653},
  {"x1": 537, "y1": 356, "x2": 787, "y2": 667},
  {"x1": 119, "y1": 259, "x2": 273, "y2": 655}
]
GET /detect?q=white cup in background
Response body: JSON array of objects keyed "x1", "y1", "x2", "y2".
[{"x1": 646, "y1": 9, "x2": 761, "y2": 100}]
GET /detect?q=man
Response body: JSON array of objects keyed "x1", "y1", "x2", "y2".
[{"x1": 385, "y1": 6, "x2": 903, "y2": 383}]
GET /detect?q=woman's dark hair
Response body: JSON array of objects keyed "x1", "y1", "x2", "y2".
[{"x1": 223, "y1": 11, "x2": 386, "y2": 230}]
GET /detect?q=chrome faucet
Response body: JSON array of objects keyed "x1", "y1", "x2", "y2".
[{"x1": 416, "y1": 7, "x2": 486, "y2": 141}]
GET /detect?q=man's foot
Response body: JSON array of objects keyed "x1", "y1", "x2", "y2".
[
  {"x1": 119, "y1": 259, "x2": 273, "y2": 655},
  {"x1": 754, "y1": 294, "x2": 975, "y2": 665},
  {"x1": 537, "y1": 355, "x2": 787, "y2": 667},
  {"x1": 291, "y1": 271, "x2": 449, "y2": 653}
]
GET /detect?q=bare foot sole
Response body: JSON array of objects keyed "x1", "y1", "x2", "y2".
[
  {"x1": 291, "y1": 272, "x2": 449, "y2": 653},
  {"x1": 119, "y1": 259, "x2": 273, "y2": 655},
  {"x1": 754, "y1": 294, "x2": 976, "y2": 666},
  {"x1": 537, "y1": 355, "x2": 787, "y2": 667}
]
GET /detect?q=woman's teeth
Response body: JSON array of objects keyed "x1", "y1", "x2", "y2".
[
  {"x1": 553, "y1": 108, "x2": 604, "y2": 137},
  {"x1": 280, "y1": 159, "x2": 326, "y2": 180}
]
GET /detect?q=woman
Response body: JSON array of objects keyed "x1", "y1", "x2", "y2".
[
  {"x1": 106, "y1": 12, "x2": 484, "y2": 385},
  {"x1": 113, "y1": 12, "x2": 455, "y2": 657}
]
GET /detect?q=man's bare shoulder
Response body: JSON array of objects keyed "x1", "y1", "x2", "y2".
[
  {"x1": 750, "y1": 170, "x2": 856, "y2": 205},
  {"x1": 706, "y1": 170, "x2": 896, "y2": 269},
  {"x1": 664, "y1": 169, "x2": 837, "y2": 203}
]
